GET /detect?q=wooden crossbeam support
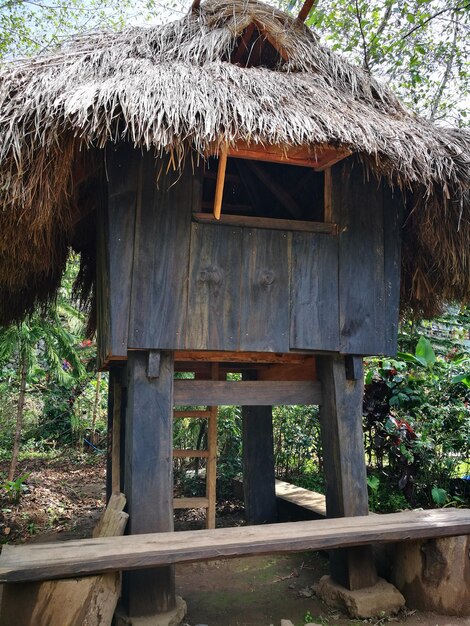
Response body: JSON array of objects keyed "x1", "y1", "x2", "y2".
[
  {"x1": 193, "y1": 212, "x2": 337, "y2": 234},
  {"x1": 213, "y1": 146, "x2": 228, "y2": 220},
  {"x1": 226, "y1": 141, "x2": 351, "y2": 170},
  {"x1": 173, "y1": 380, "x2": 322, "y2": 406}
]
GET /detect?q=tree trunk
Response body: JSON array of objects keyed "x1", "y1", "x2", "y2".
[
  {"x1": 91, "y1": 371, "x2": 102, "y2": 432},
  {"x1": 8, "y1": 356, "x2": 27, "y2": 482}
]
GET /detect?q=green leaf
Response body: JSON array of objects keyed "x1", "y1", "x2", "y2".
[
  {"x1": 451, "y1": 374, "x2": 470, "y2": 388},
  {"x1": 431, "y1": 487, "x2": 447, "y2": 507},
  {"x1": 415, "y1": 337, "x2": 436, "y2": 368},
  {"x1": 367, "y1": 475, "x2": 380, "y2": 492}
]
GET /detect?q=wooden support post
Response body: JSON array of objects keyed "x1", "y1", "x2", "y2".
[
  {"x1": 122, "y1": 351, "x2": 175, "y2": 617},
  {"x1": 106, "y1": 366, "x2": 126, "y2": 501},
  {"x1": 242, "y1": 372, "x2": 277, "y2": 525},
  {"x1": 106, "y1": 369, "x2": 115, "y2": 503},
  {"x1": 317, "y1": 354, "x2": 377, "y2": 591},
  {"x1": 206, "y1": 363, "x2": 219, "y2": 529}
]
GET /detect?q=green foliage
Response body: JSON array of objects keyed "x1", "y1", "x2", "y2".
[
  {"x1": 284, "y1": 0, "x2": 470, "y2": 125},
  {"x1": 1, "y1": 473, "x2": 30, "y2": 503},
  {"x1": 363, "y1": 307, "x2": 470, "y2": 510},
  {"x1": 0, "y1": 0, "x2": 164, "y2": 58}
]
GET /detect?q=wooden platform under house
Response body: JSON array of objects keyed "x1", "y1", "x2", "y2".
[{"x1": 0, "y1": 0, "x2": 469, "y2": 623}]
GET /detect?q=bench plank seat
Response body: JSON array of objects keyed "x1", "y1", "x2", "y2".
[{"x1": 1, "y1": 509, "x2": 469, "y2": 584}]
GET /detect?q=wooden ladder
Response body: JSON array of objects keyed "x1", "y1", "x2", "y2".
[{"x1": 173, "y1": 364, "x2": 219, "y2": 529}]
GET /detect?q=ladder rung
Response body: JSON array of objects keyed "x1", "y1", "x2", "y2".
[
  {"x1": 173, "y1": 449, "x2": 209, "y2": 458},
  {"x1": 173, "y1": 410, "x2": 211, "y2": 418},
  {"x1": 173, "y1": 497, "x2": 209, "y2": 509}
]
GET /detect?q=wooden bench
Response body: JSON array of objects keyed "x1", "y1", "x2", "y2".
[
  {"x1": 275, "y1": 479, "x2": 327, "y2": 517},
  {"x1": 1, "y1": 509, "x2": 469, "y2": 584}
]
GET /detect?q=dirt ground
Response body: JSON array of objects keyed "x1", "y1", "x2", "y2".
[{"x1": 1, "y1": 457, "x2": 469, "y2": 626}]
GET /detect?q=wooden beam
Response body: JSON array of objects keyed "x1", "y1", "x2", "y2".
[
  {"x1": 123, "y1": 351, "x2": 175, "y2": 616},
  {"x1": 227, "y1": 141, "x2": 350, "y2": 169},
  {"x1": 213, "y1": 146, "x2": 228, "y2": 220},
  {"x1": 242, "y1": 371, "x2": 277, "y2": 525},
  {"x1": 193, "y1": 213, "x2": 337, "y2": 235},
  {"x1": 2, "y1": 510, "x2": 470, "y2": 583},
  {"x1": 317, "y1": 354, "x2": 377, "y2": 590},
  {"x1": 174, "y1": 380, "x2": 322, "y2": 406},
  {"x1": 296, "y1": 0, "x2": 318, "y2": 24},
  {"x1": 174, "y1": 351, "x2": 315, "y2": 365},
  {"x1": 173, "y1": 497, "x2": 209, "y2": 509},
  {"x1": 173, "y1": 410, "x2": 211, "y2": 418},
  {"x1": 111, "y1": 377, "x2": 122, "y2": 495},
  {"x1": 173, "y1": 449, "x2": 209, "y2": 458}
]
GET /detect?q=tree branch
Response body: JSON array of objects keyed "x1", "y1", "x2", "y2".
[
  {"x1": 403, "y1": 2, "x2": 470, "y2": 39},
  {"x1": 354, "y1": 0, "x2": 370, "y2": 73},
  {"x1": 429, "y1": 12, "x2": 459, "y2": 121}
]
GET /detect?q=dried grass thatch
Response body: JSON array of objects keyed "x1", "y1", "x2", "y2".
[{"x1": 0, "y1": 0, "x2": 469, "y2": 326}]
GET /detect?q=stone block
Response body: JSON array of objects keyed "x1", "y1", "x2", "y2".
[
  {"x1": 115, "y1": 596, "x2": 187, "y2": 626},
  {"x1": 314, "y1": 575, "x2": 405, "y2": 619}
]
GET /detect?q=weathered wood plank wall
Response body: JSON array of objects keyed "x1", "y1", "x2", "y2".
[{"x1": 99, "y1": 151, "x2": 403, "y2": 360}]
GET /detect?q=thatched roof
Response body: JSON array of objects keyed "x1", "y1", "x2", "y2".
[{"x1": 0, "y1": 0, "x2": 469, "y2": 327}]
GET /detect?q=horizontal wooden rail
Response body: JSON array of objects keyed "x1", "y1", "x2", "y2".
[
  {"x1": 173, "y1": 449, "x2": 209, "y2": 458},
  {"x1": 173, "y1": 497, "x2": 209, "y2": 509},
  {"x1": 173, "y1": 410, "x2": 211, "y2": 418},
  {"x1": 173, "y1": 380, "x2": 322, "y2": 406},
  {"x1": 1, "y1": 509, "x2": 469, "y2": 583},
  {"x1": 193, "y1": 212, "x2": 337, "y2": 235}
]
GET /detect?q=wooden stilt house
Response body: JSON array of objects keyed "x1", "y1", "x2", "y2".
[{"x1": 0, "y1": 0, "x2": 469, "y2": 621}]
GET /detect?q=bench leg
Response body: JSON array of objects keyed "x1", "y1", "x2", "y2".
[
  {"x1": 317, "y1": 354, "x2": 378, "y2": 590},
  {"x1": 122, "y1": 350, "x2": 176, "y2": 617}
]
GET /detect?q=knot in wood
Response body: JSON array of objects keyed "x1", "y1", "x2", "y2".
[
  {"x1": 199, "y1": 266, "x2": 223, "y2": 286},
  {"x1": 259, "y1": 269, "x2": 275, "y2": 287}
]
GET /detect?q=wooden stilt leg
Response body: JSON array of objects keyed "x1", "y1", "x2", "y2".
[
  {"x1": 206, "y1": 363, "x2": 219, "y2": 529},
  {"x1": 317, "y1": 354, "x2": 378, "y2": 590},
  {"x1": 106, "y1": 369, "x2": 116, "y2": 503},
  {"x1": 242, "y1": 372, "x2": 277, "y2": 525},
  {"x1": 122, "y1": 351, "x2": 175, "y2": 617}
]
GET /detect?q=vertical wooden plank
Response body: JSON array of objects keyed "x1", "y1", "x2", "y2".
[
  {"x1": 242, "y1": 372, "x2": 277, "y2": 525},
  {"x1": 96, "y1": 182, "x2": 110, "y2": 369},
  {"x1": 122, "y1": 351, "x2": 175, "y2": 617},
  {"x1": 290, "y1": 232, "x2": 339, "y2": 351},
  {"x1": 186, "y1": 223, "x2": 242, "y2": 350},
  {"x1": 317, "y1": 354, "x2": 377, "y2": 590},
  {"x1": 336, "y1": 159, "x2": 385, "y2": 355},
  {"x1": 383, "y1": 183, "x2": 404, "y2": 356},
  {"x1": 129, "y1": 155, "x2": 194, "y2": 349},
  {"x1": 240, "y1": 229, "x2": 290, "y2": 352},
  {"x1": 105, "y1": 144, "x2": 139, "y2": 359},
  {"x1": 111, "y1": 378, "x2": 122, "y2": 495},
  {"x1": 206, "y1": 363, "x2": 219, "y2": 529},
  {"x1": 106, "y1": 368, "x2": 115, "y2": 503}
]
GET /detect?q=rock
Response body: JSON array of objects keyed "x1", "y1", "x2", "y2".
[
  {"x1": 298, "y1": 587, "x2": 313, "y2": 598},
  {"x1": 280, "y1": 620, "x2": 295, "y2": 626},
  {"x1": 314, "y1": 575, "x2": 405, "y2": 619}
]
